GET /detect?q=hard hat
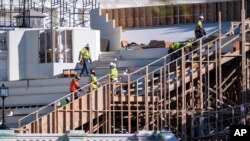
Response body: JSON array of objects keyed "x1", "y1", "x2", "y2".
[
  {"x1": 66, "y1": 96, "x2": 71, "y2": 101},
  {"x1": 85, "y1": 44, "x2": 90, "y2": 48},
  {"x1": 109, "y1": 62, "x2": 114, "y2": 67},
  {"x1": 199, "y1": 15, "x2": 204, "y2": 19},
  {"x1": 75, "y1": 75, "x2": 81, "y2": 80}
]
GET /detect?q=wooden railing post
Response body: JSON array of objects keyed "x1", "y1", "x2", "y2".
[
  {"x1": 128, "y1": 74, "x2": 131, "y2": 133},
  {"x1": 35, "y1": 112, "x2": 38, "y2": 133},
  {"x1": 145, "y1": 66, "x2": 149, "y2": 130},
  {"x1": 108, "y1": 75, "x2": 112, "y2": 133},
  {"x1": 181, "y1": 47, "x2": 186, "y2": 140},
  {"x1": 199, "y1": 39, "x2": 203, "y2": 111}
]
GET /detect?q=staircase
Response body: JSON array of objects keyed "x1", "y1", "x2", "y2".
[
  {"x1": 16, "y1": 20, "x2": 250, "y2": 141},
  {"x1": 1, "y1": 47, "x2": 167, "y2": 129}
]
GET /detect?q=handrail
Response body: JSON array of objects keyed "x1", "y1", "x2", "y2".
[
  {"x1": 131, "y1": 21, "x2": 243, "y2": 76},
  {"x1": 129, "y1": 29, "x2": 219, "y2": 76},
  {"x1": 18, "y1": 74, "x2": 109, "y2": 127}
]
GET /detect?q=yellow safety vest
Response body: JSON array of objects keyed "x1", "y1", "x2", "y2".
[
  {"x1": 81, "y1": 48, "x2": 91, "y2": 59},
  {"x1": 185, "y1": 42, "x2": 192, "y2": 49},
  {"x1": 196, "y1": 20, "x2": 202, "y2": 30},
  {"x1": 109, "y1": 67, "x2": 118, "y2": 81},
  {"x1": 88, "y1": 76, "x2": 98, "y2": 90}
]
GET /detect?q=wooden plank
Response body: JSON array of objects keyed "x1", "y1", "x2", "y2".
[
  {"x1": 233, "y1": 1, "x2": 241, "y2": 21},
  {"x1": 165, "y1": 5, "x2": 173, "y2": 25},
  {"x1": 112, "y1": 9, "x2": 120, "y2": 27},
  {"x1": 185, "y1": 4, "x2": 193, "y2": 23},
  {"x1": 145, "y1": 6, "x2": 152, "y2": 26},
  {"x1": 101, "y1": 9, "x2": 106, "y2": 15},
  {"x1": 227, "y1": 2, "x2": 234, "y2": 21},
  {"x1": 200, "y1": 4, "x2": 206, "y2": 21},
  {"x1": 134, "y1": 7, "x2": 140, "y2": 27},
  {"x1": 152, "y1": 6, "x2": 160, "y2": 26},
  {"x1": 173, "y1": 5, "x2": 179, "y2": 24},
  {"x1": 41, "y1": 115, "x2": 48, "y2": 133},
  {"x1": 207, "y1": 3, "x2": 215, "y2": 22},
  {"x1": 139, "y1": 7, "x2": 146, "y2": 27},
  {"x1": 220, "y1": 2, "x2": 227, "y2": 21},
  {"x1": 159, "y1": 6, "x2": 166, "y2": 25},
  {"x1": 107, "y1": 9, "x2": 113, "y2": 21},
  {"x1": 179, "y1": 5, "x2": 186, "y2": 23},
  {"x1": 126, "y1": 8, "x2": 134, "y2": 28},
  {"x1": 119, "y1": 8, "x2": 126, "y2": 28},
  {"x1": 193, "y1": 4, "x2": 200, "y2": 22}
]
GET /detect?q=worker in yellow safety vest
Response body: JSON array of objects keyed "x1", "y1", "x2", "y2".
[
  {"x1": 195, "y1": 15, "x2": 206, "y2": 39},
  {"x1": 168, "y1": 42, "x2": 181, "y2": 61},
  {"x1": 79, "y1": 44, "x2": 92, "y2": 76},
  {"x1": 88, "y1": 70, "x2": 99, "y2": 91},
  {"x1": 109, "y1": 62, "x2": 118, "y2": 82}
]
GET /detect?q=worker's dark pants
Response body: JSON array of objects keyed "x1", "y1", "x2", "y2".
[
  {"x1": 195, "y1": 28, "x2": 206, "y2": 39},
  {"x1": 80, "y1": 59, "x2": 90, "y2": 76}
]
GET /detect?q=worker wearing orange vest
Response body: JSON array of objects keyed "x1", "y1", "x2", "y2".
[
  {"x1": 79, "y1": 44, "x2": 92, "y2": 76},
  {"x1": 58, "y1": 75, "x2": 81, "y2": 107}
]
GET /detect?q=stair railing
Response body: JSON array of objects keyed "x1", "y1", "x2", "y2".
[
  {"x1": 18, "y1": 21, "x2": 242, "y2": 133},
  {"x1": 18, "y1": 74, "x2": 110, "y2": 129}
]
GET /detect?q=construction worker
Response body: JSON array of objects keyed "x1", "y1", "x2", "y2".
[
  {"x1": 195, "y1": 15, "x2": 206, "y2": 39},
  {"x1": 109, "y1": 62, "x2": 118, "y2": 82},
  {"x1": 88, "y1": 69, "x2": 99, "y2": 91},
  {"x1": 109, "y1": 62, "x2": 118, "y2": 94},
  {"x1": 57, "y1": 75, "x2": 81, "y2": 107},
  {"x1": 79, "y1": 44, "x2": 92, "y2": 77},
  {"x1": 169, "y1": 42, "x2": 181, "y2": 61},
  {"x1": 69, "y1": 75, "x2": 81, "y2": 99},
  {"x1": 184, "y1": 39, "x2": 193, "y2": 53}
]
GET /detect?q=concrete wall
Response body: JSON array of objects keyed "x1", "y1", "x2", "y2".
[
  {"x1": 90, "y1": 8, "x2": 122, "y2": 51},
  {"x1": 8, "y1": 30, "x2": 26, "y2": 81},
  {"x1": 0, "y1": 51, "x2": 7, "y2": 81},
  {"x1": 72, "y1": 29, "x2": 100, "y2": 61},
  {"x1": 6, "y1": 28, "x2": 100, "y2": 81}
]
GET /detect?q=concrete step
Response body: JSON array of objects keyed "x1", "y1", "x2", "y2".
[
  {"x1": 1, "y1": 107, "x2": 48, "y2": 116},
  {"x1": 9, "y1": 86, "x2": 69, "y2": 96},
  {"x1": 95, "y1": 65, "x2": 160, "y2": 76},
  {"x1": 3, "y1": 93, "x2": 66, "y2": 106},
  {"x1": 119, "y1": 48, "x2": 168, "y2": 60},
  {"x1": 118, "y1": 58, "x2": 163, "y2": 67}
]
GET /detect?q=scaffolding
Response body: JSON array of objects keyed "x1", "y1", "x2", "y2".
[
  {"x1": 6, "y1": 0, "x2": 250, "y2": 140},
  {"x1": 0, "y1": 0, "x2": 97, "y2": 28}
]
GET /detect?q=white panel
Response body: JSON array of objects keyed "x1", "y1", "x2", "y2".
[
  {"x1": 72, "y1": 29, "x2": 100, "y2": 61},
  {"x1": 0, "y1": 58, "x2": 7, "y2": 81},
  {"x1": 90, "y1": 8, "x2": 121, "y2": 51},
  {"x1": 8, "y1": 30, "x2": 26, "y2": 81}
]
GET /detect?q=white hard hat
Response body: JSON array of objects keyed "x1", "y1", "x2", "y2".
[
  {"x1": 109, "y1": 62, "x2": 114, "y2": 67},
  {"x1": 66, "y1": 96, "x2": 71, "y2": 101},
  {"x1": 199, "y1": 15, "x2": 204, "y2": 19}
]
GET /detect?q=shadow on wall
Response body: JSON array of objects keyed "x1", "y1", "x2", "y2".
[{"x1": 18, "y1": 33, "x2": 27, "y2": 80}]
